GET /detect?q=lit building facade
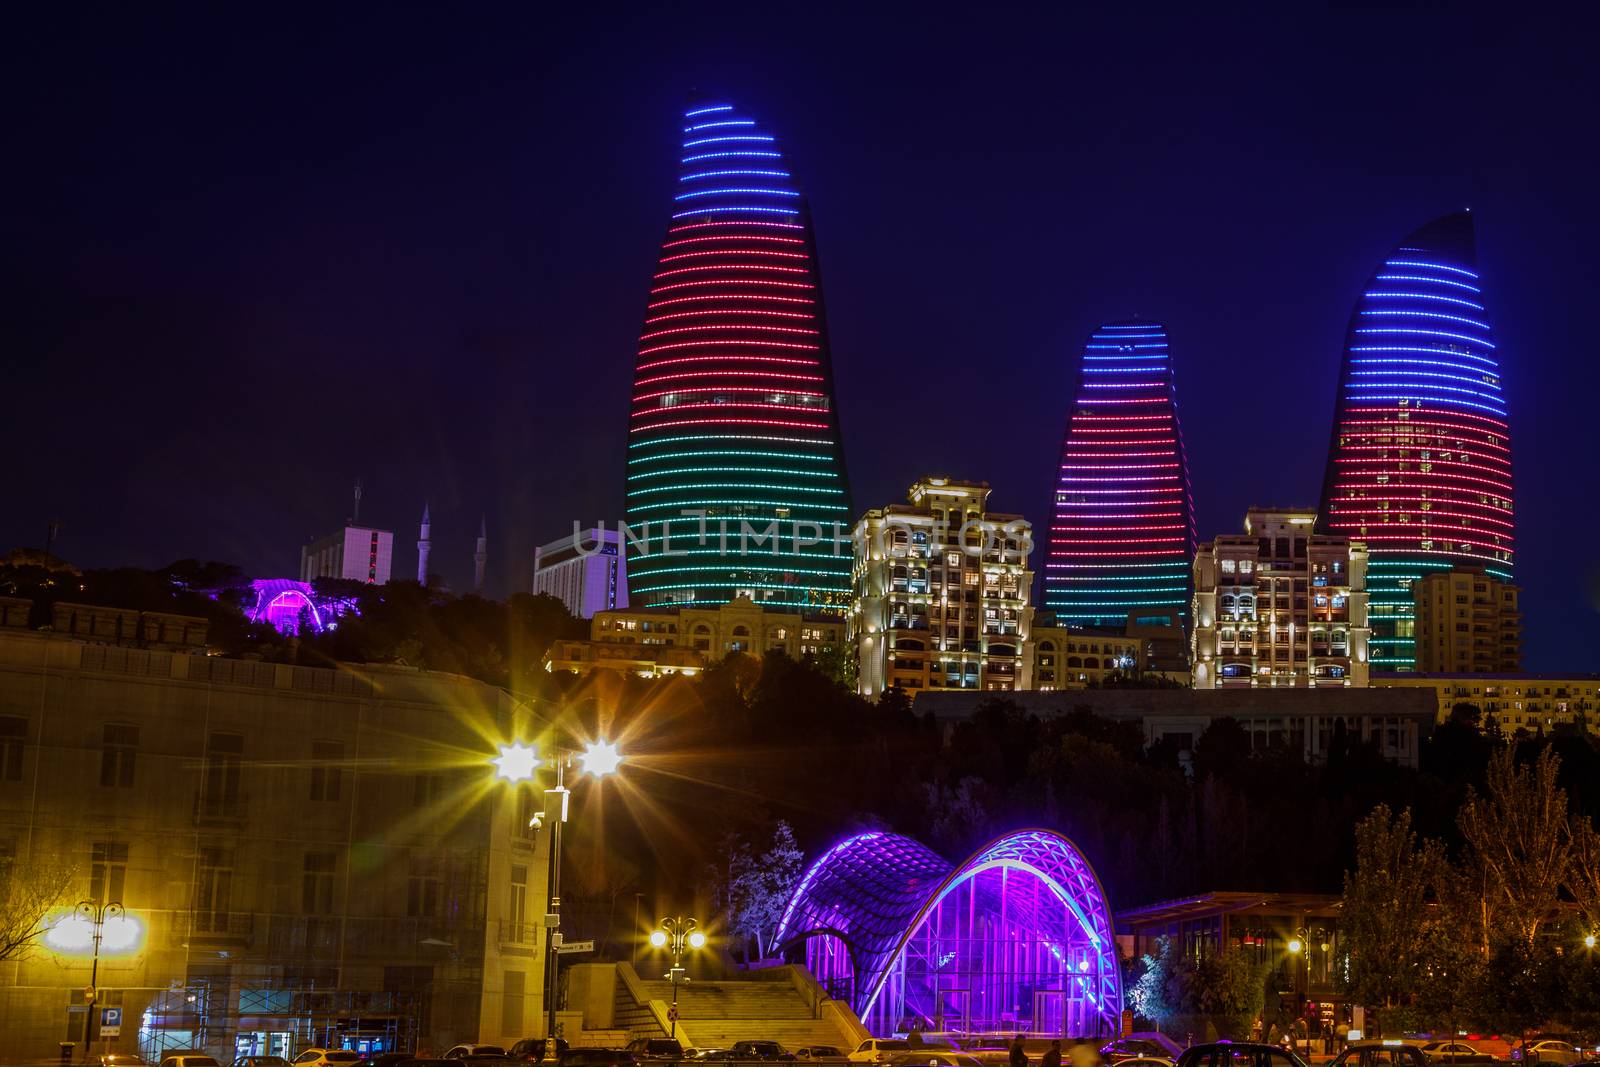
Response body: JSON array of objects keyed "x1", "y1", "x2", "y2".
[
  {"x1": 545, "y1": 594, "x2": 844, "y2": 678},
  {"x1": 1028, "y1": 621, "x2": 1140, "y2": 691},
  {"x1": 850, "y1": 478, "x2": 1032, "y2": 699},
  {"x1": 531, "y1": 527, "x2": 628, "y2": 619},
  {"x1": 1412, "y1": 567, "x2": 1521, "y2": 672},
  {"x1": 1044, "y1": 321, "x2": 1195, "y2": 631},
  {"x1": 300, "y1": 526, "x2": 394, "y2": 586},
  {"x1": 624, "y1": 101, "x2": 852, "y2": 610},
  {"x1": 776, "y1": 830, "x2": 1121, "y2": 1038},
  {"x1": 1374, "y1": 674, "x2": 1600, "y2": 733},
  {"x1": 1316, "y1": 211, "x2": 1514, "y2": 671},
  {"x1": 0, "y1": 620, "x2": 552, "y2": 1062},
  {"x1": 1191, "y1": 509, "x2": 1370, "y2": 689}
]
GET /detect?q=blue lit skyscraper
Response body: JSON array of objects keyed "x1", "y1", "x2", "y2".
[
  {"x1": 1044, "y1": 321, "x2": 1196, "y2": 628},
  {"x1": 1316, "y1": 211, "x2": 1514, "y2": 671}
]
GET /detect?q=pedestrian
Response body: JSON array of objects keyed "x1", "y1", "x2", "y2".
[
  {"x1": 1043, "y1": 1041, "x2": 1062, "y2": 1067},
  {"x1": 1335, "y1": 1020, "x2": 1348, "y2": 1052},
  {"x1": 1010, "y1": 1034, "x2": 1028, "y2": 1067}
]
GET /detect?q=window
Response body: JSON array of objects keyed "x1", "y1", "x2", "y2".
[
  {"x1": 202, "y1": 732, "x2": 243, "y2": 813},
  {"x1": 1220, "y1": 559, "x2": 1235, "y2": 573},
  {"x1": 515, "y1": 789, "x2": 537, "y2": 840},
  {"x1": 413, "y1": 773, "x2": 443, "y2": 808},
  {"x1": 90, "y1": 842, "x2": 128, "y2": 904},
  {"x1": 194, "y1": 846, "x2": 234, "y2": 931},
  {"x1": 100, "y1": 724, "x2": 139, "y2": 788},
  {"x1": 509, "y1": 865, "x2": 528, "y2": 941},
  {"x1": 309, "y1": 740, "x2": 343, "y2": 801},
  {"x1": 407, "y1": 856, "x2": 441, "y2": 917},
  {"x1": 302, "y1": 853, "x2": 336, "y2": 914},
  {"x1": 0, "y1": 716, "x2": 24, "y2": 781},
  {"x1": 502, "y1": 969, "x2": 525, "y2": 1034}
]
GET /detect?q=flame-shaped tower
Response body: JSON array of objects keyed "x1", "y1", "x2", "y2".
[
  {"x1": 1316, "y1": 211, "x2": 1514, "y2": 671},
  {"x1": 1043, "y1": 321, "x2": 1197, "y2": 629},
  {"x1": 624, "y1": 101, "x2": 853, "y2": 609}
]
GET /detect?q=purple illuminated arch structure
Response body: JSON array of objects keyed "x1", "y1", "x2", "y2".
[
  {"x1": 774, "y1": 829, "x2": 1121, "y2": 1038},
  {"x1": 248, "y1": 579, "x2": 324, "y2": 635}
]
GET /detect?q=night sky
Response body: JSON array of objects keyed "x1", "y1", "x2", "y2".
[{"x1": 6, "y1": 7, "x2": 1597, "y2": 671}]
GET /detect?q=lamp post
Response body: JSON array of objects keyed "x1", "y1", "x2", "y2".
[
  {"x1": 493, "y1": 737, "x2": 623, "y2": 1050},
  {"x1": 76, "y1": 900, "x2": 125, "y2": 1063},
  {"x1": 648, "y1": 917, "x2": 707, "y2": 1041}
]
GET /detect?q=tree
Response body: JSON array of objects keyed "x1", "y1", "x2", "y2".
[
  {"x1": 713, "y1": 822, "x2": 806, "y2": 962},
  {"x1": 1339, "y1": 805, "x2": 1442, "y2": 1008},
  {"x1": 1458, "y1": 747, "x2": 1572, "y2": 950},
  {"x1": 0, "y1": 858, "x2": 77, "y2": 962},
  {"x1": 1567, "y1": 814, "x2": 1600, "y2": 934}
]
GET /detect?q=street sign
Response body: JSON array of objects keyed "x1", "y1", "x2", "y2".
[
  {"x1": 100, "y1": 1008, "x2": 122, "y2": 1038},
  {"x1": 667, "y1": 1006, "x2": 678, "y2": 1022},
  {"x1": 84, "y1": 986, "x2": 96, "y2": 1004},
  {"x1": 556, "y1": 939, "x2": 595, "y2": 954},
  {"x1": 1120, "y1": 1009, "x2": 1133, "y2": 1037}
]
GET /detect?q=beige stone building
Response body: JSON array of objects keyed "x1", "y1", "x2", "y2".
[
  {"x1": 850, "y1": 478, "x2": 1033, "y2": 699},
  {"x1": 1412, "y1": 567, "x2": 1522, "y2": 673},
  {"x1": 0, "y1": 616, "x2": 556, "y2": 1063},
  {"x1": 1375, "y1": 674, "x2": 1600, "y2": 733},
  {"x1": 545, "y1": 595, "x2": 844, "y2": 678},
  {"x1": 1027, "y1": 625, "x2": 1141, "y2": 690},
  {"x1": 1191, "y1": 509, "x2": 1370, "y2": 689}
]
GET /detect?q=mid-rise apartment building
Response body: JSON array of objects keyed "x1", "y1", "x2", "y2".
[
  {"x1": 1192, "y1": 508, "x2": 1370, "y2": 688},
  {"x1": 300, "y1": 526, "x2": 394, "y2": 585},
  {"x1": 545, "y1": 595, "x2": 844, "y2": 678},
  {"x1": 1412, "y1": 567, "x2": 1521, "y2": 672},
  {"x1": 1375, "y1": 674, "x2": 1599, "y2": 734},
  {"x1": 531, "y1": 527, "x2": 628, "y2": 619},
  {"x1": 851, "y1": 478, "x2": 1032, "y2": 699},
  {"x1": 0, "y1": 614, "x2": 551, "y2": 1062}
]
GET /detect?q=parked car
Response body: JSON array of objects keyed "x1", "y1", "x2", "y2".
[
  {"x1": 1176, "y1": 1042, "x2": 1311, "y2": 1067},
  {"x1": 850, "y1": 1043, "x2": 913, "y2": 1064},
  {"x1": 626, "y1": 1040, "x2": 684, "y2": 1062},
  {"x1": 886, "y1": 1054, "x2": 984, "y2": 1067},
  {"x1": 364, "y1": 1054, "x2": 414, "y2": 1067},
  {"x1": 1420, "y1": 1044, "x2": 1495, "y2": 1065},
  {"x1": 234, "y1": 1058, "x2": 290, "y2": 1067},
  {"x1": 444, "y1": 1050, "x2": 507, "y2": 1062},
  {"x1": 794, "y1": 1050, "x2": 845, "y2": 1062},
  {"x1": 1513, "y1": 1042, "x2": 1586, "y2": 1067},
  {"x1": 394, "y1": 1060, "x2": 452, "y2": 1067},
  {"x1": 159, "y1": 1056, "x2": 221, "y2": 1067},
  {"x1": 104, "y1": 1056, "x2": 153, "y2": 1067},
  {"x1": 684, "y1": 1050, "x2": 732, "y2": 1062},
  {"x1": 1103, "y1": 1037, "x2": 1183, "y2": 1063},
  {"x1": 509, "y1": 1042, "x2": 547, "y2": 1064},
  {"x1": 1112, "y1": 1058, "x2": 1172, "y2": 1067},
  {"x1": 295, "y1": 1054, "x2": 364, "y2": 1067},
  {"x1": 557, "y1": 1051, "x2": 637, "y2": 1067},
  {"x1": 731, "y1": 1044, "x2": 794, "y2": 1062},
  {"x1": 1330, "y1": 1042, "x2": 1429, "y2": 1067}
]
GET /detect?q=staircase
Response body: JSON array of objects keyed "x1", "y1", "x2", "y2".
[{"x1": 617, "y1": 963, "x2": 866, "y2": 1052}]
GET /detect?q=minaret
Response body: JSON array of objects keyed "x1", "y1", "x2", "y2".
[
  {"x1": 416, "y1": 503, "x2": 431, "y2": 585},
  {"x1": 473, "y1": 516, "x2": 487, "y2": 594}
]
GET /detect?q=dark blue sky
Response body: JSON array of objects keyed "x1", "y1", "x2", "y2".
[{"x1": 5, "y1": 6, "x2": 1596, "y2": 670}]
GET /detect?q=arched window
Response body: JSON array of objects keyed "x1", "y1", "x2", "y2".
[{"x1": 1036, "y1": 641, "x2": 1056, "y2": 654}]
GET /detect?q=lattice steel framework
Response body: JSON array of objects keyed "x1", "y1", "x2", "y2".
[
  {"x1": 624, "y1": 101, "x2": 853, "y2": 609},
  {"x1": 1316, "y1": 212, "x2": 1514, "y2": 671},
  {"x1": 1043, "y1": 321, "x2": 1195, "y2": 628},
  {"x1": 775, "y1": 830, "x2": 1121, "y2": 1037}
]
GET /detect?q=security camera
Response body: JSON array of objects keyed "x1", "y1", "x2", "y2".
[{"x1": 529, "y1": 811, "x2": 546, "y2": 830}]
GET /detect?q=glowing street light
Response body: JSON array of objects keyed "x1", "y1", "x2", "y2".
[
  {"x1": 578, "y1": 738, "x2": 623, "y2": 778},
  {"x1": 490, "y1": 736, "x2": 625, "y2": 1043},
  {"x1": 648, "y1": 916, "x2": 708, "y2": 1040},
  {"x1": 1287, "y1": 938, "x2": 1303, "y2": 954},
  {"x1": 1586, "y1": 933, "x2": 1597, "y2": 950},
  {"x1": 492, "y1": 742, "x2": 541, "y2": 782}
]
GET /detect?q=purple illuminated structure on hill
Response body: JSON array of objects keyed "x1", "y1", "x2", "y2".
[
  {"x1": 775, "y1": 829, "x2": 1121, "y2": 1037},
  {"x1": 245, "y1": 579, "x2": 353, "y2": 635}
]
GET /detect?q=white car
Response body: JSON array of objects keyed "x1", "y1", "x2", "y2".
[
  {"x1": 850, "y1": 1042, "x2": 914, "y2": 1064},
  {"x1": 159, "y1": 1057, "x2": 221, "y2": 1067},
  {"x1": 1516, "y1": 1042, "x2": 1584, "y2": 1067},
  {"x1": 444, "y1": 1048, "x2": 508, "y2": 1061},
  {"x1": 292, "y1": 1054, "x2": 362, "y2": 1067}
]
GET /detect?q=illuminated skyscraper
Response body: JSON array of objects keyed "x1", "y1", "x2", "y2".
[
  {"x1": 1316, "y1": 212, "x2": 1514, "y2": 671},
  {"x1": 1043, "y1": 321, "x2": 1196, "y2": 629},
  {"x1": 624, "y1": 101, "x2": 853, "y2": 609}
]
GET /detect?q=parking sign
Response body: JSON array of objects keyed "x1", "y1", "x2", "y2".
[{"x1": 100, "y1": 1007, "x2": 122, "y2": 1038}]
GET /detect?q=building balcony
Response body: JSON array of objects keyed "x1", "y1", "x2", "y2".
[
  {"x1": 186, "y1": 910, "x2": 256, "y2": 943},
  {"x1": 194, "y1": 793, "x2": 248, "y2": 825}
]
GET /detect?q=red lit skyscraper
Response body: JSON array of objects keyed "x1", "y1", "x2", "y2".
[
  {"x1": 1316, "y1": 211, "x2": 1514, "y2": 671},
  {"x1": 624, "y1": 102, "x2": 853, "y2": 608},
  {"x1": 1043, "y1": 321, "x2": 1196, "y2": 628}
]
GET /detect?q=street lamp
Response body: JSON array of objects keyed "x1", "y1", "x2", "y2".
[
  {"x1": 49, "y1": 901, "x2": 126, "y2": 1063},
  {"x1": 1585, "y1": 933, "x2": 1597, "y2": 950},
  {"x1": 493, "y1": 737, "x2": 625, "y2": 1046},
  {"x1": 649, "y1": 917, "x2": 707, "y2": 1041}
]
